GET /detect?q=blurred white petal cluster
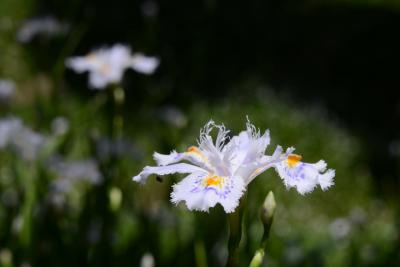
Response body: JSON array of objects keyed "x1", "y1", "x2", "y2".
[
  {"x1": 48, "y1": 156, "x2": 103, "y2": 193},
  {"x1": 16, "y1": 16, "x2": 68, "y2": 43},
  {"x1": 157, "y1": 106, "x2": 187, "y2": 128},
  {"x1": 0, "y1": 117, "x2": 47, "y2": 160},
  {"x1": 66, "y1": 44, "x2": 160, "y2": 89},
  {"x1": 139, "y1": 253, "x2": 155, "y2": 267},
  {"x1": 0, "y1": 79, "x2": 15, "y2": 102},
  {"x1": 95, "y1": 137, "x2": 140, "y2": 160},
  {"x1": 133, "y1": 119, "x2": 335, "y2": 213},
  {"x1": 51, "y1": 117, "x2": 70, "y2": 136}
]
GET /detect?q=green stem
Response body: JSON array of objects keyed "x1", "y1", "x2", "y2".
[
  {"x1": 248, "y1": 191, "x2": 276, "y2": 267},
  {"x1": 111, "y1": 84, "x2": 125, "y2": 139},
  {"x1": 194, "y1": 239, "x2": 208, "y2": 267},
  {"x1": 226, "y1": 195, "x2": 246, "y2": 267}
]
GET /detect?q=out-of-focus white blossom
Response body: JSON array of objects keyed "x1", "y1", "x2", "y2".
[
  {"x1": 16, "y1": 16, "x2": 68, "y2": 43},
  {"x1": 0, "y1": 117, "x2": 48, "y2": 160},
  {"x1": 140, "y1": 253, "x2": 155, "y2": 267},
  {"x1": 130, "y1": 53, "x2": 160, "y2": 74},
  {"x1": 133, "y1": 119, "x2": 335, "y2": 213},
  {"x1": 48, "y1": 156, "x2": 103, "y2": 193},
  {"x1": 158, "y1": 106, "x2": 187, "y2": 128},
  {"x1": 66, "y1": 44, "x2": 160, "y2": 89},
  {"x1": 11, "y1": 126, "x2": 46, "y2": 160},
  {"x1": 0, "y1": 117, "x2": 21, "y2": 148},
  {"x1": 0, "y1": 79, "x2": 15, "y2": 101},
  {"x1": 51, "y1": 117, "x2": 69, "y2": 136},
  {"x1": 95, "y1": 137, "x2": 140, "y2": 160},
  {"x1": 329, "y1": 218, "x2": 351, "y2": 240}
]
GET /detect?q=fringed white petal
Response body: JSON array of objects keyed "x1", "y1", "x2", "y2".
[
  {"x1": 171, "y1": 174, "x2": 245, "y2": 213},
  {"x1": 153, "y1": 148, "x2": 213, "y2": 171},
  {"x1": 318, "y1": 169, "x2": 335, "y2": 190},
  {"x1": 153, "y1": 151, "x2": 182, "y2": 166},
  {"x1": 274, "y1": 158, "x2": 335, "y2": 195},
  {"x1": 132, "y1": 163, "x2": 207, "y2": 184}
]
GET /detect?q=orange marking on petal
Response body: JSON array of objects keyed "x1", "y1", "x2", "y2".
[
  {"x1": 187, "y1": 146, "x2": 205, "y2": 158},
  {"x1": 99, "y1": 64, "x2": 110, "y2": 75},
  {"x1": 286, "y1": 154, "x2": 302, "y2": 168},
  {"x1": 187, "y1": 146, "x2": 198, "y2": 153},
  {"x1": 204, "y1": 175, "x2": 224, "y2": 187}
]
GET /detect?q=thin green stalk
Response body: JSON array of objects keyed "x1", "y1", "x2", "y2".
[
  {"x1": 111, "y1": 84, "x2": 125, "y2": 139},
  {"x1": 226, "y1": 195, "x2": 246, "y2": 267},
  {"x1": 248, "y1": 191, "x2": 276, "y2": 267},
  {"x1": 194, "y1": 239, "x2": 208, "y2": 267},
  {"x1": 20, "y1": 162, "x2": 36, "y2": 250}
]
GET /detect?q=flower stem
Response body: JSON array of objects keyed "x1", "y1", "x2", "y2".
[
  {"x1": 111, "y1": 84, "x2": 125, "y2": 139},
  {"x1": 194, "y1": 239, "x2": 208, "y2": 267},
  {"x1": 248, "y1": 191, "x2": 276, "y2": 267},
  {"x1": 226, "y1": 195, "x2": 246, "y2": 267}
]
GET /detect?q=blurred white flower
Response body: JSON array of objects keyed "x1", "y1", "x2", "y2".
[
  {"x1": 12, "y1": 215, "x2": 23, "y2": 234},
  {"x1": 48, "y1": 156, "x2": 103, "y2": 193},
  {"x1": 10, "y1": 125, "x2": 46, "y2": 160},
  {"x1": 329, "y1": 218, "x2": 351, "y2": 240},
  {"x1": 349, "y1": 207, "x2": 367, "y2": 225},
  {"x1": 130, "y1": 53, "x2": 160, "y2": 74},
  {"x1": 95, "y1": 137, "x2": 140, "y2": 160},
  {"x1": 16, "y1": 16, "x2": 68, "y2": 43},
  {"x1": 140, "y1": 253, "x2": 155, "y2": 267},
  {"x1": 51, "y1": 117, "x2": 69, "y2": 136},
  {"x1": 158, "y1": 106, "x2": 187, "y2": 128},
  {"x1": 0, "y1": 117, "x2": 21, "y2": 148},
  {"x1": 284, "y1": 246, "x2": 304, "y2": 265},
  {"x1": 0, "y1": 79, "x2": 15, "y2": 101},
  {"x1": 133, "y1": 119, "x2": 335, "y2": 212},
  {"x1": 66, "y1": 44, "x2": 160, "y2": 89},
  {"x1": 0, "y1": 117, "x2": 48, "y2": 160}
]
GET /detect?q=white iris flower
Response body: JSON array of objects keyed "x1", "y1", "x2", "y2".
[
  {"x1": 133, "y1": 120, "x2": 335, "y2": 213},
  {"x1": 66, "y1": 44, "x2": 159, "y2": 89}
]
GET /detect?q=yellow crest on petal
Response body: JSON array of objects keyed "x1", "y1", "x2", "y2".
[
  {"x1": 204, "y1": 175, "x2": 224, "y2": 188},
  {"x1": 286, "y1": 154, "x2": 302, "y2": 168}
]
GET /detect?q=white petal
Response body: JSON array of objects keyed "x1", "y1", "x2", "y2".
[
  {"x1": 130, "y1": 53, "x2": 160, "y2": 74},
  {"x1": 132, "y1": 163, "x2": 207, "y2": 184},
  {"x1": 314, "y1": 160, "x2": 327, "y2": 172},
  {"x1": 88, "y1": 72, "x2": 110, "y2": 89},
  {"x1": 0, "y1": 118, "x2": 22, "y2": 148},
  {"x1": 274, "y1": 158, "x2": 335, "y2": 194},
  {"x1": 318, "y1": 169, "x2": 335, "y2": 190},
  {"x1": 65, "y1": 57, "x2": 95, "y2": 73},
  {"x1": 153, "y1": 148, "x2": 213, "y2": 171},
  {"x1": 222, "y1": 119, "x2": 270, "y2": 176},
  {"x1": 153, "y1": 151, "x2": 181, "y2": 166},
  {"x1": 237, "y1": 145, "x2": 284, "y2": 185},
  {"x1": 171, "y1": 173, "x2": 245, "y2": 213},
  {"x1": 196, "y1": 120, "x2": 232, "y2": 175}
]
